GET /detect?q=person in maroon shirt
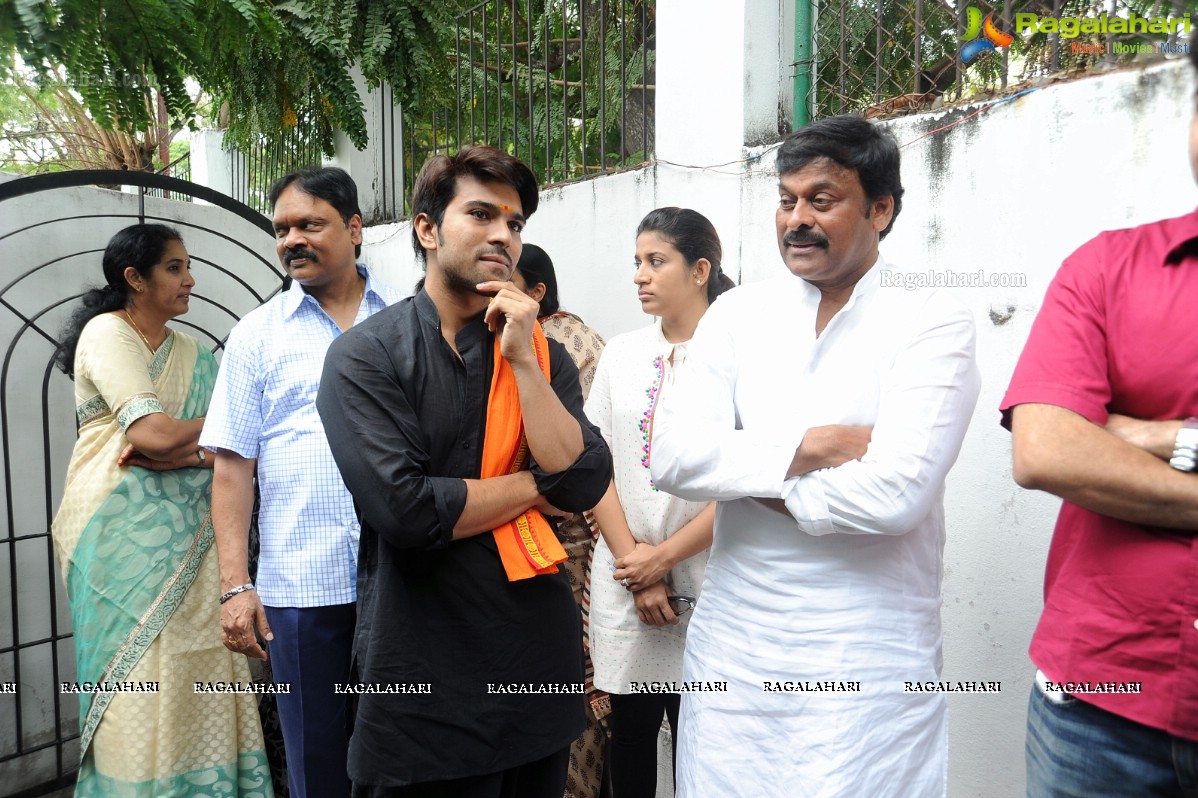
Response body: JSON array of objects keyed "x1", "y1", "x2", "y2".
[{"x1": 1002, "y1": 47, "x2": 1198, "y2": 797}]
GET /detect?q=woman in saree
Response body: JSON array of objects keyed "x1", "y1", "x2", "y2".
[
  {"x1": 52, "y1": 224, "x2": 272, "y2": 797},
  {"x1": 512, "y1": 244, "x2": 608, "y2": 798}
]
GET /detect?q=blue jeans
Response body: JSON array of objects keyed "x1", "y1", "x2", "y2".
[{"x1": 1026, "y1": 681, "x2": 1198, "y2": 797}]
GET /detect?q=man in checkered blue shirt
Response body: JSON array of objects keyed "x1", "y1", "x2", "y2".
[{"x1": 201, "y1": 167, "x2": 403, "y2": 798}]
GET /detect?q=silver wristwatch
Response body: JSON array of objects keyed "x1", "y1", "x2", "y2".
[{"x1": 1169, "y1": 417, "x2": 1198, "y2": 472}]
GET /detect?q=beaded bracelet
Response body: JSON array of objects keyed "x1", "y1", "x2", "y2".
[{"x1": 219, "y1": 583, "x2": 256, "y2": 605}]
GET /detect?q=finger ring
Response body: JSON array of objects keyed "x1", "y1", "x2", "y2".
[{"x1": 621, "y1": 578, "x2": 630, "y2": 588}]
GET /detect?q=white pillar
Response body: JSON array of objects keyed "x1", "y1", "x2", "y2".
[
  {"x1": 744, "y1": 0, "x2": 794, "y2": 144},
  {"x1": 657, "y1": 0, "x2": 794, "y2": 159},
  {"x1": 656, "y1": 0, "x2": 747, "y2": 165},
  {"x1": 189, "y1": 129, "x2": 235, "y2": 205},
  {"x1": 330, "y1": 67, "x2": 404, "y2": 224}
]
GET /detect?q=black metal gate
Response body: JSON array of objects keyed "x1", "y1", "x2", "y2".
[{"x1": 0, "y1": 170, "x2": 281, "y2": 797}]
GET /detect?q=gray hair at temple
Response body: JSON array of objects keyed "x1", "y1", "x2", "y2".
[{"x1": 775, "y1": 115, "x2": 904, "y2": 240}]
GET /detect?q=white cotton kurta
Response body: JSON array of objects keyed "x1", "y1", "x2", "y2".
[
  {"x1": 650, "y1": 261, "x2": 980, "y2": 798},
  {"x1": 584, "y1": 322, "x2": 709, "y2": 693}
]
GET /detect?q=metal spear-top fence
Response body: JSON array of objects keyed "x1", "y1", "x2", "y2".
[
  {"x1": 392, "y1": 0, "x2": 654, "y2": 211},
  {"x1": 229, "y1": 113, "x2": 325, "y2": 216}
]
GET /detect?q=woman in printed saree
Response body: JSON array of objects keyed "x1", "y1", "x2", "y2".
[
  {"x1": 52, "y1": 224, "x2": 272, "y2": 797},
  {"x1": 512, "y1": 244, "x2": 608, "y2": 798}
]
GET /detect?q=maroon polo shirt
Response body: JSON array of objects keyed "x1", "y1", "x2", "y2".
[{"x1": 1001, "y1": 208, "x2": 1198, "y2": 741}]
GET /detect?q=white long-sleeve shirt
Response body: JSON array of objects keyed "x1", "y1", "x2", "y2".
[{"x1": 650, "y1": 260, "x2": 980, "y2": 797}]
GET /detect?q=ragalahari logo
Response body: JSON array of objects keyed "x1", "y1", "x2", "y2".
[{"x1": 961, "y1": 8, "x2": 1015, "y2": 64}]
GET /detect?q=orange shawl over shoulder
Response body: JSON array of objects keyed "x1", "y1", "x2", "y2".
[{"x1": 484, "y1": 324, "x2": 569, "y2": 581}]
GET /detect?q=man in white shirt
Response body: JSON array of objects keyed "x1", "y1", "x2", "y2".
[
  {"x1": 651, "y1": 115, "x2": 980, "y2": 796},
  {"x1": 202, "y1": 167, "x2": 403, "y2": 797}
]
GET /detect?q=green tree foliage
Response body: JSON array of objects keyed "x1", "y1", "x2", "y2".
[
  {"x1": 400, "y1": 0, "x2": 654, "y2": 195},
  {"x1": 0, "y1": 64, "x2": 180, "y2": 173},
  {"x1": 0, "y1": 74, "x2": 64, "y2": 173},
  {"x1": 1, "y1": 0, "x2": 464, "y2": 156}
]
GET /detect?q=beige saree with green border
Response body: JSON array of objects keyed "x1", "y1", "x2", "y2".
[{"x1": 52, "y1": 313, "x2": 271, "y2": 797}]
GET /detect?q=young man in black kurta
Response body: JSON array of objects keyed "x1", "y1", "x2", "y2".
[{"x1": 316, "y1": 146, "x2": 611, "y2": 797}]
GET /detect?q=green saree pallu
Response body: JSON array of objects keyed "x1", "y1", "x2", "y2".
[{"x1": 52, "y1": 314, "x2": 272, "y2": 798}]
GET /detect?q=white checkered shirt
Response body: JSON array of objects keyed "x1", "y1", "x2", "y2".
[{"x1": 201, "y1": 265, "x2": 404, "y2": 607}]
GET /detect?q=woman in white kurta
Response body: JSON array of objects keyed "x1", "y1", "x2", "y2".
[
  {"x1": 584, "y1": 207, "x2": 735, "y2": 798},
  {"x1": 52, "y1": 224, "x2": 272, "y2": 797}
]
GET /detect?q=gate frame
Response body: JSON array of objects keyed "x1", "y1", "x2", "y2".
[{"x1": 0, "y1": 170, "x2": 276, "y2": 797}]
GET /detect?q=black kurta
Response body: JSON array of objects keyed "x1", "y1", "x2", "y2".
[{"x1": 316, "y1": 290, "x2": 612, "y2": 787}]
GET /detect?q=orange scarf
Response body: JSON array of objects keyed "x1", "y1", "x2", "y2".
[{"x1": 484, "y1": 324, "x2": 569, "y2": 581}]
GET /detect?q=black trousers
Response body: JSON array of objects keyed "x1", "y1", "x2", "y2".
[
  {"x1": 351, "y1": 745, "x2": 571, "y2": 798},
  {"x1": 607, "y1": 692, "x2": 681, "y2": 797}
]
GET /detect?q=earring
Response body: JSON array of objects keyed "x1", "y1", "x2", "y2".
[{"x1": 135, "y1": 286, "x2": 143, "y2": 293}]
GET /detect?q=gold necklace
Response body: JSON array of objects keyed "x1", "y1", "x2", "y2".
[{"x1": 122, "y1": 309, "x2": 157, "y2": 352}]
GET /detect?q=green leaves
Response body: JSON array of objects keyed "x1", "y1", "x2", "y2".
[
  {"x1": 3, "y1": 0, "x2": 652, "y2": 184},
  {"x1": 404, "y1": 0, "x2": 653, "y2": 190},
  {"x1": 3, "y1": 1, "x2": 174, "y2": 131},
  {"x1": 2, "y1": 0, "x2": 465, "y2": 158}
]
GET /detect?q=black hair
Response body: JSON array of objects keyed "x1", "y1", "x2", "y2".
[
  {"x1": 409, "y1": 145, "x2": 539, "y2": 262},
  {"x1": 775, "y1": 114, "x2": 904, "y2": 239},
  {"x1": 514, "y1": 243, "x2": 561, "y2": 317},
  {"x1": 268, "y1": 166, "x2": 362, "y2": 257},
  {"x1": 636, "y1": 207, "x2": 736, "y2": 303},
  {"x1": 55, "y1": 223, "x2": 184, "y2": 377}
]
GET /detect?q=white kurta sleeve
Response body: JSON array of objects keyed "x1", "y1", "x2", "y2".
[
  {"x1": 650, "y1": 300, "x2": 804, "y2": 502},
  {"x1": 782, "y1": 296, "x2": 980, "y2": 536}
]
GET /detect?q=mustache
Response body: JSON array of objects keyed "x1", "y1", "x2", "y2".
[
  {"x1": 783, "y1": 230, "x2": 829, "y2": 249},
  {"x1": 284, "y1": 247, "x2": 318, "y2": 266},
  {"x1": 480, "y1": 246, "x2": 512, "y2": 267}
]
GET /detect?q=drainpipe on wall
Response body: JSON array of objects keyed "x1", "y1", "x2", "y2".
[{"x1": 793, "y1": 0, "x2": 813, "y2": 130}]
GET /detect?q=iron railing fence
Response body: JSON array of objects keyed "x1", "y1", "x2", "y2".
[
  {"x1": 388, "y1": 0, "x2": 654, "y2": 216},
  {"x1": 142, "y1": 152, "x2": 193, "y2": 203},
  {"x1": 220, "y1": 1, "x2": 653, "y2": 223},
  {"x1": 216, "y1": 0, "x2": 1198, "y2": 221},
  {"x1": 811, "y1": 0, "x2": 1197, "y2": 119},
  {"x1": 229, "y1": 118, "x2": 325, "y2": 216}
]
